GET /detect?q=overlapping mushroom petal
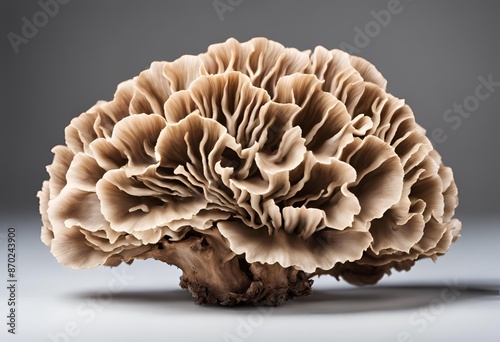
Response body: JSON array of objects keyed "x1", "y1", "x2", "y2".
[{"x1": 39, "y1": 37, "x2": 460, "y2": 289}]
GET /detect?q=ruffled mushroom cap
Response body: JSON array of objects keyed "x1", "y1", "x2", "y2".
[{"x1": 38, "y1": 37, "x2": 461, "y2": 305}]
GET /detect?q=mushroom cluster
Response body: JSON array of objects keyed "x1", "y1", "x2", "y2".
[{"x1": 38, "y1": 38, "x2": 461, "y2": 306}]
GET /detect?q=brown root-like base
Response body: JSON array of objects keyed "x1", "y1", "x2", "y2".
[{"x1": 137, "y1": 228, "x2": 313, "y2": 306}]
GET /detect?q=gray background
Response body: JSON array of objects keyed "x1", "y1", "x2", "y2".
[
  {"x1": 0, "y1": 1, "x2": 499, "y2": 342},
  {"x1": 1, "y1": 0, "x2": 500, "y2": 217}
]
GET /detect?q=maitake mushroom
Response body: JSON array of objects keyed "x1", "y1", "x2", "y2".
[{"x1": 38, "y1": 38, "x2": 461, "y2": 306}]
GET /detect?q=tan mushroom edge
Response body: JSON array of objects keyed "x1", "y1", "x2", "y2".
[{"x1": 38, "y1": 37, "x2": 461, "y2": 306}]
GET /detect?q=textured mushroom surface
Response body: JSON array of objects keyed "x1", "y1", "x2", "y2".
[{"x1": 38, "y1": 38, "x2": 461, "y2": 306}]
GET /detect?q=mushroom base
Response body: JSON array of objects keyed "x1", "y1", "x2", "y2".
[{"x1": 138, "y1": 229, "x2": 313, "y2": 306}]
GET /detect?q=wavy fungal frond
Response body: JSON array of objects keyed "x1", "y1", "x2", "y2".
[{"x1": 38, "y1": 38, "x2": 461, "y2": 306}]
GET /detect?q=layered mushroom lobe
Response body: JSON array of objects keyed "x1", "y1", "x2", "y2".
[{"x1": 38, "y1": 38, "x2": 461, "y2": 305}]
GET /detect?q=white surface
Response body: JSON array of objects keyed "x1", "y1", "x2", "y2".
[{"x1": 0, "y1": 215, "x2": 498, "y2": 342}]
